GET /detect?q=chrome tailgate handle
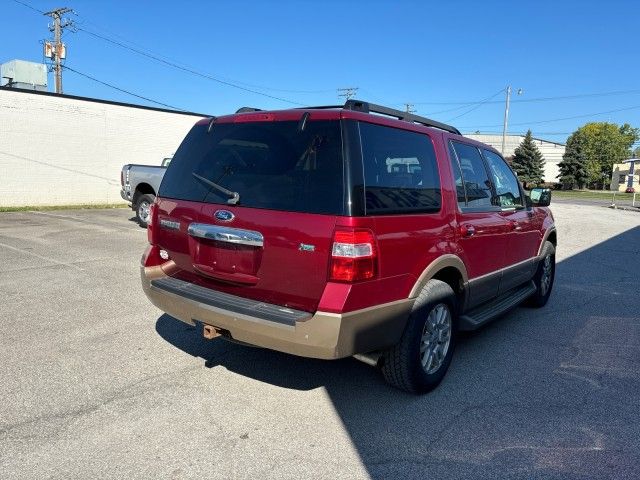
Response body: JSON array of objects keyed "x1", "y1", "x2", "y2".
[{"x1": 187, "y1": 223, "x2": 264, "y2": 247}]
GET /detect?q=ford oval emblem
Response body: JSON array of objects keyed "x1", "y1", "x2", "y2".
[{"x1": 214, "y1": 210, "x2": 234, "y2": 222}]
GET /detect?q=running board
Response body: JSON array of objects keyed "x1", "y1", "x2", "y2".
[{"x1": 459, "y1": 281, "x2": 536, "y2": 331}]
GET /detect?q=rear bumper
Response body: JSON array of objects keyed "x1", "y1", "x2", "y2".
[
  {"x1": 120, "y1": 188, "x2": 132, "y2": 203},
  {"x1": 141, "y1": 263, "x2": 412, "y2": 360}
]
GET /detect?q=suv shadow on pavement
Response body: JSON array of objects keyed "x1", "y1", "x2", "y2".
[{"x1": 155, "y1": 226, "x2": 640, "y2": 480}]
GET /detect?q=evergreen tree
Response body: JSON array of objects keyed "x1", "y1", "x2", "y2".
[
  {"x1": 557, "y1": 131, "x2": 588, "y2": 189},
  {"x1": 511, "y1": 130, "x2": 545, "y2": 187}
]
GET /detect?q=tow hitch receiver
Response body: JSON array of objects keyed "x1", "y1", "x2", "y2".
[{"x1": 203, "y1": 324, "x2": 222, "y2": 339}]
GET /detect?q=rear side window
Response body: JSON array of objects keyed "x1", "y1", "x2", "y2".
[
  {"x1": 159, "y1": 120, "x2": 344, "y2": 215},
  {"x1": 482, "y1": 149, "x2": 523, "y2": 207},
  {"x1": 448, "y1": 142, "x2": 466, "y2": 206},
  {"x1": 359, "y1": 122, "x2": 441, "y2": 215},
  {"x1": 450, "y1": 141, "x2": 493, "y2": 208}
]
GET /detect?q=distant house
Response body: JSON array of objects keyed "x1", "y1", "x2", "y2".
[
  {"x1": 610, "y1": 159, "x2": 638, "y2": 192},
  {"x1": 464, "y1": 133, "x2": 565, "y2": 184}
]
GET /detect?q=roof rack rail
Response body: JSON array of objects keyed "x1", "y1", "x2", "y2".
[
  {"x1": 344, "y1": 99, "x2": 461, "y2": 135},
  {"x1": 293, "y1": 105, "x2": 343, "y2": 110},
  {"x1": 233, "y1": 102, "x2": 460, "y2": 134},
  {"x1": 235, "y1": 107, "x2": 262, "y2": 113}
]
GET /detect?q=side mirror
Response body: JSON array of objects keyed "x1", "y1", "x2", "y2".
[{"x1": 530, "y1": 188, "x2": 551, "y2": 207}]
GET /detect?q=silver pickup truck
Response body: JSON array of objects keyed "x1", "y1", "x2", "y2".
[{"x1": 120, "y1": 157, "x2": 172, "y2": 227}]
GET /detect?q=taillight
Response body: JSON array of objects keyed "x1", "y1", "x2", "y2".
[
  {"x1": 120, "y1": 170, "x2": 124, "y2": 186},
  {"x1": 147, "y1": 202, "x2": 158, "y2": 244},
  {"x1": 329, "y1": 229, "x2": 377, "y2": 282}
]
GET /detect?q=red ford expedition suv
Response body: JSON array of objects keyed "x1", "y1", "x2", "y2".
[{"x1": 141, "y1": 100, "x2": 556, "y2": 393}]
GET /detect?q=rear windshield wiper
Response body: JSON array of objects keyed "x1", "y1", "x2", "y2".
[{"x1": 192, "y1": 172, "x2": 240, "y2": 205}]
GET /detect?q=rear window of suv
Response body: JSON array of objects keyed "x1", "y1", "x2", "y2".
[
  {"x1": 359, "y1": 122, "x2": 441, "y2": 214},
  {"x1": 159, "y1": 120, "x2": 344, "y2": 215}
]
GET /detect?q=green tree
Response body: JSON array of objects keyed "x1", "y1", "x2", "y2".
[
  {"x1": 511, "y1": 130, "x2": 545, "y2": 187},
  {"x1": 557, "y1": 130, "x2": 588, "y2": 189},
  {"x1": 575, "y1": 122, "x2": 639, "y2": 187}
]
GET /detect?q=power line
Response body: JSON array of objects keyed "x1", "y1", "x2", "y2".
[
  {"x1": 71, "y1": 14, "x2": 334, "y2": 95},
  {"x1": 510, "y1": 90, "x2": 640, "y2": 104},
  {"x1": 11, "y1": 0, "x2": 43, "y2": 13},
  {"x1": 12, "y1": 0, "x2": 640, "y2": 128},
  {"x1": 337, "y1": 87, "x2": 359, "y2": 100},
  {"x1": 14, "y1": 0, "x2": 320, "y2": 101},
  {"x1": 444, "y1": 89, "x2": 505, "y2": 122},
  {"x1": 357, "y1": 87, "x2": 640, "y2": 110},
  {"x1": 75, "y1": 27, "x2": 305, "y2": 106},
  {"x1": 358, "y1": 88, "x2": 395, "y2": 105},
  {"x1": 459, "y1": 104, "x2": 640, "y2": 129},
  {"x1": 425, "y1": 102, "x2": 487, "y2": 116},
  {"x1": 426, "y1": 88, "x2": 519, "y2": 116},
  {"x1": 464, "y1": 131, "x2": 573, "y2": 135},
  {"x1": 412, "y1": 89, "x2": 640, "y2": 106},
  {"x1": 62, "y1": 65, "x2": 186, "y2": 110}
]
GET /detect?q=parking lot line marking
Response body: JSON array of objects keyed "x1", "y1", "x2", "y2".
[
  {"x1": 0, "y1": 241, "x2": 85, "y2": 271},
  {"x1": 0, "y1": 257, "x2": 113, "y2": 274},
  {"x1": 28, "y1": 210, "x2": 142, "y2": 232}
]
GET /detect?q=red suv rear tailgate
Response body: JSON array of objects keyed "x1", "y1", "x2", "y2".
[{"x1": 155, "y1": 198, "x2": 337, "y2": 313}]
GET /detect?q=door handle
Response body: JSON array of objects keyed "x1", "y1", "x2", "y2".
[
  {"x1": 187, "y1": 223, "x2": 264, "y2": 247},
  {"x1": 460, "y1": 224, "x2": 476, "y2": 237}
]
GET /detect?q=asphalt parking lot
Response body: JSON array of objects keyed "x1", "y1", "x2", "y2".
[
  {"x1": 1, "y1": 204, "x2": 639, "y2": 480},
  {"x1": 554, "y1": 195, "x2": 639, "y2": 210}
]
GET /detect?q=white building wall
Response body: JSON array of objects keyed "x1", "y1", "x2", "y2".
[
  {"x1": 465, "y1": 134, "x2": 565, "y2": 184},
  {"x1": 0, "y1": 89, "x2": 205, "y2": 207}
]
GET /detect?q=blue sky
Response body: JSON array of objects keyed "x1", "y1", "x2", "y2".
[{"x1": 4, "y1": 0, "x2": 640, "y2": 143}]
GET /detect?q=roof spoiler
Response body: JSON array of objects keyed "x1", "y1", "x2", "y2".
[{"x1": 235, "y1": 107, "x2": 263, "y2": 113}]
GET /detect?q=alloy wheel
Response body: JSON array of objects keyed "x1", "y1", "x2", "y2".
[
  {"x1": 138, "y1": 201, "x2": 150, "y2": 224},
  {"x1": 419, "y1": 303, "x2": 452, "y2": 375}
]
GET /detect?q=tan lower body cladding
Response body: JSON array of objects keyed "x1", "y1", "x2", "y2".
[{"x1": 141, "y1": 265, "x2": 413, "y2": 359}]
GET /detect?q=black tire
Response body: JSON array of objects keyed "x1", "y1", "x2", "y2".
[
  {"x1": 135, "y1": 193, "x2": 155, "y2": 228},
  {"x1": 381, "y1": 279, "x2": 457, "y2": 394},
  {"x1": 527, "y1": 241, "x2": 556, "y2": 308}
]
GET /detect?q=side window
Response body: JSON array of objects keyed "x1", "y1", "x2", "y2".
[
  {"x1": 482, "y1": 149, "x2": 523, "y2": 207},
  {"x1": 448, "y1": 142, "x2": 467, "y2": 206},
  {"x1": 359, "y1": 122, "x2": 441, "y2": 214},
  {"x1": 450, "y1": 141, "x2": 493, "y2": 208}
]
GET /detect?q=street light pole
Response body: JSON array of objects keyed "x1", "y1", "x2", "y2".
[
  {"x1": 501, "y1": 86, "x2": 523, "y2": 156},
  {"x1": 501, "y1": 86, "x2": 512, "y2": 155}
]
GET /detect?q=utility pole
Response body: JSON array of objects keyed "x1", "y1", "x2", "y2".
[
  {"x1": 404, "y1": 103, "x2": 416, "y2": 114},
  {"x1": 44, "y1": 7, "x2": 73, "y2": 94},
  {"x1": 501, "y1": 86, "x2": 512, "y2": 155},
  {"x1": 501, "y1": 86, "x2": 523, "y2": 155},
  {"x1": 337, "y1": 87, "x2": 358, "y2": 101}
]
